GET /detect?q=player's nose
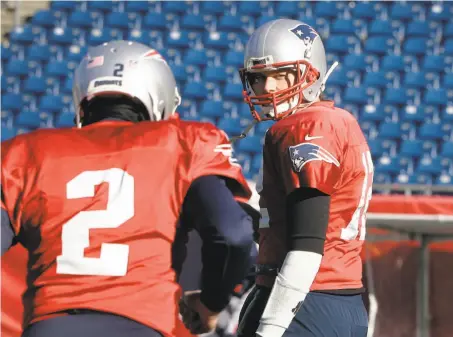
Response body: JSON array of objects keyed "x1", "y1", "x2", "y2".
[{"x1": 263, "y1": 76, "x2": 277, "y2": 94}]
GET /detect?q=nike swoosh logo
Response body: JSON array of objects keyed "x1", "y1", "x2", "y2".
[{"x1": 305, "y1": 135, "x2": 324, "y2": 141}]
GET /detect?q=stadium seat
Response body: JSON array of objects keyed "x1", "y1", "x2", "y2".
[
  {"x1": 31, "y1": 9, "x2": 56, "y2": 28},
  {"x1": 251, "y1": 154, "x2": 263, "y2": 172},
  {"x1": 326, "y1": 35, "x2": 356, "y2": 54},
  {"x1": 218, "y1": 118, "x2": 243, "y2": 136},
  {"x1": 87, "y1": 1, "x2": 116, "y2": 12},
  {"x1": 66, "y1": 45, "x2": 87, "y2": 63},
  {"x1": 87, "y1": 28, "x2": 120, "y2": 46},
  {"x1": 384, "y1": 88, "x2": 408, "y2": 105},
  {"x1": 401, "y1": 105, "x2": 425, "y2": 123},
  {"x1": 352, "y1": 2, "x2": 377, "y2": 20},
  {"x1": 444, "y1": 22, "x2": 453, "y2": 39},
  {"x1": 404, "y1": 38, "x2": 429, "y2": 56},
  {"x1": 275, "y1": 2, "x2": 299, "y2": 18},
  {"x1": 55, "y1": 112, "x2": 75, "y2": 128},
  {"x1": 45, "y1": 61, "x2": 69, "y2": 78},
  {"x1": 105, "y1": 12, "x2": 130, "y2": 30},
  {"x1": 142, "y1": 13, "x2": 167, "y2": 31},
  {"x1": 256, "y1": 15, "x2": 279, "y2": 28},
  {"x1": 16, "y1": 111, "x2": 52, "y2": 129},
  {"x1": 219, "y1": 15, "x2": 244, "y2": 32},
  {"x1": 364, "y1": 36, "x2": 396, "y2": 55},
  {"x1": 419, "y1": 123, "x2": 444, "y2": 140},
  {"x1": 183, "y1": 82, "x2": 208, "y2": 100},
  {"x1": 200, "y1": 101, "x2": 224, "y2": 118},
  {"x1": 403, "y1": 72, "x2": 427, "y2": 89},
  {"x1": 406, "y1": 21, "x2": 431, "y2": 37},
  {"x1": 400, "y1": 140, "x2": 423, "y2": 157},
  {"x1": 181, "y1": 14, "x2": 206, "y2": 31},
  {"x1": 24, "y1": 77, "x2": 47, "y2": 95},
  {"x1": 428, "y1": 4, "x2": 452, "y2": 22},
  {"x1": 2, "y1": 94, "x2": 23, "y2": 111},
  {"x1": 363, "y1": 71, "x2": 388, "y2": 88},
  {"x1": 201, "y1": 1, "x2": 227, "y2": 15},
  {"x1": 238, "y1": 1, "x2": 264, "y2": 17},
  {"x1": 381, "y1": 55, "x2": 405, "y2": 72},
  {"x1": 125, "y1": 1, "x2": 149, "y2": 13},
  {"x1": 368, "y1": 20, "x2": 393, "y2": 36},
  {"x1": 1, "y1": 127, "x2": 17, "y2": 141},
  {"x1": 424, "y1": 89, "x2": 448, "y2": 106},
  {"x1": 344, "y1": 87, "x2": 369, "y2": 105},
  {"x1": 39, "y1": 94, "x2": 64, "y2": 113},
  {"x1": 6, "y1": 60, "x2": 29, "y2": 76},
  {"x1": 223, "y1": 83, "x2": 243, "y2": 101},
  {"x1": 441, "y1": 142, "x2": 453, "y2": 158},
  {"x1": 51, "y1": 1, "x2": 78, "y2": 11},
  {"x1": 204, "y1": 66, "x2": 228, "y2": 83},
  {"x1": 344, "y1": 54, "x2": 370, "y2": 71},
  {"x1": 375, "y1": 156, "x2": 402, "y2": 174},
  {"x1": 390, "y1": 3, "x2": 413, "y2": 21},
  {"x1": 445, "y1": 39, "x2": 453, "y2": 54},
  {"x1": 9, "y1": 27, "x2": 38, "y2": 46},
  {"x1": 27, "y1": 44, "x2": 53, "y2": 62},
  {"x1": 378, "y1": 122, "x2": 401, "y2": 139},
  {"x1": 417, "y1": 157, "x2": 443, "y2": 175},
  {"x1": 224, "y1": 50, "x2": 245, "y2": 67},
  {"x1": 237, "y1": 135, "x2": 263, "y2": 154},
  {"x1": 368, "y1": 139, "x2": 385, "y2": 157},
  {"x1": 203, "y1": 32, "x2": 230, "y2": 49},
  {"x1": 328, "y1": 68, "x2": 348, "y2": 87},
  {"x1": 184, "y1": 49, "x2": 208, "y2": 67},
  {"x1": 49, "y1": 27, "x2": 75, "y2": 45},
  {"x1": 361, "y1": 105, "x2": 386, "y2": 122},
  {"x1": 331, "y1": 19, "x2": 356, "y2": 35},
  {"x1": 314, "y1": 2, "x2": 337, "y2": 18}
]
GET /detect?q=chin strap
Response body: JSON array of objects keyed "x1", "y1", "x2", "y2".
[
  {"x1": 230, "y1": 119, "x2": 259, "y2": 144},
  {"x1": 320, "y1": 61, "x2": 339, "y2": 93}
]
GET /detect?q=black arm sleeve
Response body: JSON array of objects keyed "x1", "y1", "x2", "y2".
[
  {"x1": 1, "y1": 208, "x2": 15, "y2": 255},
  {"x1": 180, "y1": 175, "x2": 254, "y2": 312},
  {"x1": 286, "y1": 187, "x2": 330, "y2": 254}
]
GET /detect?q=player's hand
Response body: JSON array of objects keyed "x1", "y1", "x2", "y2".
[{"x1": 179, "y1": 290, "x2": 219, "y2": 334}]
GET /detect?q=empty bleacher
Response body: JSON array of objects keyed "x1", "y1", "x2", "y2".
[{"x1": 1, "y1": 0, "x2": 452, "y2": 189}]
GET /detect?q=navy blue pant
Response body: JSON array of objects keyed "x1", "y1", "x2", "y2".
[
  {"x1": 22, "y1": 311, "x2": 163, "y2": 337},
  {"x1": 238, "y1": 286, "x2": 368, "y2": 337}
]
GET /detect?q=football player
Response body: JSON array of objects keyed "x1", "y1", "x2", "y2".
[
  {"x1": 1, "y1": 40, "x2": 254, "y2": 337},
  {"x1": 236, "y1": 19, "x2": 372, "y2": 337}
]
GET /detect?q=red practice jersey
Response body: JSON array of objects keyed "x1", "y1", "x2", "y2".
[
  {"x1": 1, "y1": 119, "x2": 251, "y2": 337},
  {"x1": 257, "y1": 101, "x2": 373, "y2": 291}
]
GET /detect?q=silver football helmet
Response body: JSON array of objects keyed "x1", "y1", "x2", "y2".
[
  {"x1": 73, "y1": 40, "x2": 181, "y2": 127},
  {"x1": 240, "y1": 19, "x2": 336, "y2": 121}
]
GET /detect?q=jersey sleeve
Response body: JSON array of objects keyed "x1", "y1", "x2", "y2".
[
  {"x1": 1, "y1": 137, "x2": 31, "y2": 236},
  {"x1": 275, "y1": 119, "x2": 343, "y2": 196},
  {"x1": 188, "y1": 123, "x2": 252, "y2": 199}
]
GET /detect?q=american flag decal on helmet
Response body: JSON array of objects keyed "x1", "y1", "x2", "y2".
[{"x1": 288, "y1": 142, "x2": 340, "y2": 173}]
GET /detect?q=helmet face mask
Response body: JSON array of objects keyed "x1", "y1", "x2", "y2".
[
  {"x1": 239, "y1": 59, "x2": 320, "y2": 121},
  {"x1": 240, "y1": 19, "x2": 328, "y2": 122}
]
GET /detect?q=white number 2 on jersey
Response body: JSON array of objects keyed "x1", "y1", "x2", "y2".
[
  {"x1": 56, "y1": 168, "x2": 134, "y2": 276},
  {"x1": 341, "y1": 151, "x2": 374, "y2": 241}
]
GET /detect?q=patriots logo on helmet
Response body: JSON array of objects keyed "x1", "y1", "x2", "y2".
[
  {"x1": 288, "y1": 142, "x2": 340, "y2": 173},
  {"x1": 289, "y1": 24, "x2": 318, "y2": 47}
]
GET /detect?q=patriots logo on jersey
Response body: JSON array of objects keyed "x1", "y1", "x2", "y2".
[
  {"x1": 288, "y1": 142, "x2": 340, "y2": 173},
  {"x1": 289, "y1": 24, "x2": 318, "y2": 47}
]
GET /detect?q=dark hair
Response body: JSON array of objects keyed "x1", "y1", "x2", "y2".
[{"x1": 80, "y1": 95, "x2": 150, "y2": 126}]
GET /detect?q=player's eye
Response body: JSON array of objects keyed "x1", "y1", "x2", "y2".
[{"x1": 247, "y1": 73, "x2": 266, "y2": 85}]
